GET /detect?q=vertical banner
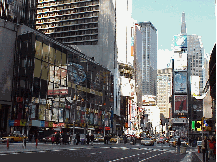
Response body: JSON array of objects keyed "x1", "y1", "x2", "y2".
[
  {"x1": 174, "y1": 72, "x2": 187, "y2": 94},
  {"x1": 174, "y1": 95, "x2": 188, "y2": 113},
  {"x1": 38, "y1": 105, "x2": 46, "y2": 120},
  {"x1": 31, "y1": 105, "x2": 36, "y2": 119},
  {"x1": 59, "y1": 108, "x2": 63, "y2": 122},
  {"x1": 131, "y1": 37, "x2": 134, "y2": 56}
]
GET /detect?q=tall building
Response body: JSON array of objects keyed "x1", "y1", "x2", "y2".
[
  {"x1": 36, "y1": 0, "x2": 116, "y2": 72},
  {"x1": 157, "y1": 68, "x2": 172, "y2": 119},
  {"x1": 138, "y1": 21, "x2": 157, "y2": 96},
  {"x1": 187, "y1": 35, "x2": 205, "y2": 94}
]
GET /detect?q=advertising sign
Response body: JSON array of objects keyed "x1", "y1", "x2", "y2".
[
  {"x1": 31, "y1": 105, "x2": 36, "y2": 119},
  {"x1": 173, "y1": 35, "x2": 187, "y2": 51},
  {"x1": 38, "y1": 105, "x2": 46, "y2": 120},
  {"x1": 191, "y1": 76, "x2": 200, "y2": 96},
  {"x1": 174, "y1": 95, "x2": 188, "y2": 113},
  {"x1": 172, "y1": 118, "x2": 187, "y2": 123},
  {"x1": 174, "y1": 52, "x2": 187, "y2": 71},
  {"x1": 174, "y1": 72, "x2": 187, "y2": 94}
]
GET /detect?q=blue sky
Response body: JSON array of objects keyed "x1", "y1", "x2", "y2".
[{"x1": 132, "y1": 0, "x2": 216, "y2": 69}]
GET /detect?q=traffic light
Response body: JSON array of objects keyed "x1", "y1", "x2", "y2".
[
  {"x1": 196, "y1": 121, "x2": 202, "y2": 131},
  {"x1": 192, "y1": 121, "x2": 195, "y2": 130}
]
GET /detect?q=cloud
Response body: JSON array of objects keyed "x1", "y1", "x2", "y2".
[{"x1": 157, "y1": 49, "x2": 174, "y2": 69}]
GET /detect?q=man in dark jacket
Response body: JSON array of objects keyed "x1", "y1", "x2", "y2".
[
  {"x1": 86, "y1": 134, "x2": 90, "y2": 145},
  {"x1": 177, "y1": 138, "x2": 181, "y2": 153},
  {"x1": 90, "y1": 134, "x2": 94, "y2": 146},
  {"x1": 76, "y1": 133, "x2": 80, "y2": 145}
]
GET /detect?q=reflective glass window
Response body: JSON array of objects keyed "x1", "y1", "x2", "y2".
[
  {"x1": 55, "y1": 50, "x2": 61, "y2": 66},
  {"x1": 62, "y1": 52, "x2": 67, "y2": 66},
  {"x1": 41, "y1": 61, "x2": 49, "y2": 80},
  {"x1": 35, "y1": 41, "x2": 42, "y2": 59},
  {"x1": 42, "y1": 43, "x2": 49, "y2": 62},
  {"x1": 49, "y1": 47, "x2": 55, "y2": 65},
  {"x1": 34, "y1": 59, "x2": 42, "y2": 78}
]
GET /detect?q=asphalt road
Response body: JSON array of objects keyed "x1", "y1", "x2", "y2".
[{"x1": 0, "y1": 142, "x2": 188, "y2": 162}]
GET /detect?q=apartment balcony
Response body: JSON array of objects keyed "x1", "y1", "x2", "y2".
[
  {"x1": 55, "y1": 33, "x2": 98, "y2": 39},
  {"x1": 62, "y1": 39, "x2": 98, "y2": 44}
]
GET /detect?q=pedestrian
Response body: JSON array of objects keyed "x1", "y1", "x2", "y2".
[
  {"x1": 76, "y1": 133, "x2": 80, "y2": 145},
  {"x1": 90, "y1": 134, "x2": 94, "y2": 146},
  {"x1": 123, "y1": 134, "x2": 127, "y2": 144},
  {"x1": 106, "y1": 134, "x2": 109, "y2": 144},
  {"x1": 177, "y1": 137, "x2": 181, "y2": 154},
  {"x1": 104, "y1": 135, "x2": 107, "y2": 144},
  {"x1": 208, "y1": 136, "x2": 216, "y2": 160},
  {"x1": 202, "y1": 136, "x2": 208, "y2": 162},
  {"x1": 86, "y1": 134, "x2": 90, "y2": 145},
  {"x1": 51, "y1": 135, "x2": 55, "y2": 145}
]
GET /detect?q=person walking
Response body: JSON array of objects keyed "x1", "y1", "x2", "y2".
[
  {"x1": 177, "y1": 137, "x2": 181, "y2": 154},
  {"x1": 123, "y1": 134, "x2": 127, "y2": 144},
  {"x1": 202, "y1": 136, "x2": 208, "y2": 162},
  {"x1": 90, "y1": 134, "x2": 94, "y2": 146},
  {"x1": 76, "y1": 133, "x2": 80, "y2": 145},
  {"x1": 208, "y1": 136, "x2": 216, "y2": 160},
  {"x1": 51, "y1": 135, "x2": 55, "y2": 145},
  {"x1": 86, "y1": 134, "x2": 90, "y2": 145}
]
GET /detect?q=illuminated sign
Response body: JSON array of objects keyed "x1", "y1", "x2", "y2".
[
  {"x1": 174, "y1": 72, "x2": 187, "y2": 94},
  {"x1": 174, "y1": 95, "x2": 188, "y2": 113}
]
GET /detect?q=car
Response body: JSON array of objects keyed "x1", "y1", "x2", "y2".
[
  {"x1": 157, "y1": 138, "x2": 165, "y2": 144},
  {"x1": 169, "y1": 138, "x2": 176, "y2": 147},
  {"x1": 1, "y1": 134, "x2": 28, "y2": 143},
  {"x1": 110, "y1": 136, "x2": 123, "y2": 143},
  {"x1": 42, "y1": 134, "x2": 56, "y2": 143},
  {"x1": 141, "y1": 137, "x2": 154, "y2": 146}
]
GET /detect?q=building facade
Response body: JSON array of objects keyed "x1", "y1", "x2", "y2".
[
  {"x1": 187, "y1": 34, "x2": 205, "y2": 95},
  {"x1": 157, "y1": 68, "x2": 172, "y2": 119},
  {"x1": 138, "y1": 22, "x2": 157, "y2": 96}
]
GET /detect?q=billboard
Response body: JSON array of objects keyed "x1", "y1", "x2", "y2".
[
  {"x1": 191, "y1": 76, "x2": 200, "y2": 96},
  {"x1": 174, "y1": 52, "x2": 187, "y2": 71},
  {"x1": 174, "y1": 95, "x2": 188, "y2": 113},
  {"x1": 131, "y1": 37, "x2": 134, "y2": 56},
  {"x1": 173, "y1": 35, "x2": 187, "y2": 51},
  {"x1": 174, "y1": 72, "x2": 187, "y2": 94}
]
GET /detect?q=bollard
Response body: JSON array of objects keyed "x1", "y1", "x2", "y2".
[
  {"x1": 7, "y1": 138, "x2": 9, "y2": 150},
  {"x1": 36, "y1": 139, "x2": 38, "y2": 149}
]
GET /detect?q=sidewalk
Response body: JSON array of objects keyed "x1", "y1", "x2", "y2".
[{"x1": 193, "y1": 151, "x2": 216, "y2": 162}]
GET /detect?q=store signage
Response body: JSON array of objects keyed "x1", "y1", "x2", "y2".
[{"x1": 172, "y1": 118, "x2": 187, "y2": 123}]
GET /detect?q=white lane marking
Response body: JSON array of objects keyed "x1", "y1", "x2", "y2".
[
  {"x1": 101, "y1": 147, "x2": 109, "y2": 148},
  {"x1": 25, "y1": 152, "x2": 34, "y2": 153},
  {"x1": 68, "y1": 149, "x2": 77, "y2": 150},
  {"x1": 39, "y1": 151, "x2": 46, "y2": 152},
  {"x1": 90, "y1": 153, "x2": 96, "y2": 154},
  {"x1": 53, "y1": 150, "x2": 60, "y2": 151},
  {"x1": 12, "y1": 153, "x2": 19, "y2": 154},
  {"x1": 0, "y1": 154, "x2": 7, "y2": 155}
]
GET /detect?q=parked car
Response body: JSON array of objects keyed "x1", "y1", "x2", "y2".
[
  {"x1": 141, "y1": 137, "x2": 154, "y2": 146},
  {"x1": 1, "y1": 134, "x2": 28, "y2": 143}
]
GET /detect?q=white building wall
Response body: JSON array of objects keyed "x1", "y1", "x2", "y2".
[{"x1": 143, "y1": 105, "x2": 160, "y2": 133}]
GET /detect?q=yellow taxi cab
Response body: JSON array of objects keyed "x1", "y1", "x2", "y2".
[
  {"x1": 141, "y1": 137, "x2": 154, "y2": 146},
  {"x1": 1, "y1": 134, "x2": 28, "y2": 143},
  {"x1": 110, "y1": 136, "x2": 123, "y2": 143}
]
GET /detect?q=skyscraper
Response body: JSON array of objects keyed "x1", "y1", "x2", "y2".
[
  {"x1": 187, "y1": 35, "x2": 205, "y2": 94},
  {"x1": 36, "y1": 0, "x2": 116, "y2": 72},
  {"x1": 138, "y1": 21, "x2": 157, "y2": 96},
  {"x1": 181, "y1": 12, "x2": 187, "y2": 35}
]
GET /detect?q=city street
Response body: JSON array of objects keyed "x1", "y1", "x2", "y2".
[{"x1": 0, "y1": 142, "x2": 200, "y2": 162}]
